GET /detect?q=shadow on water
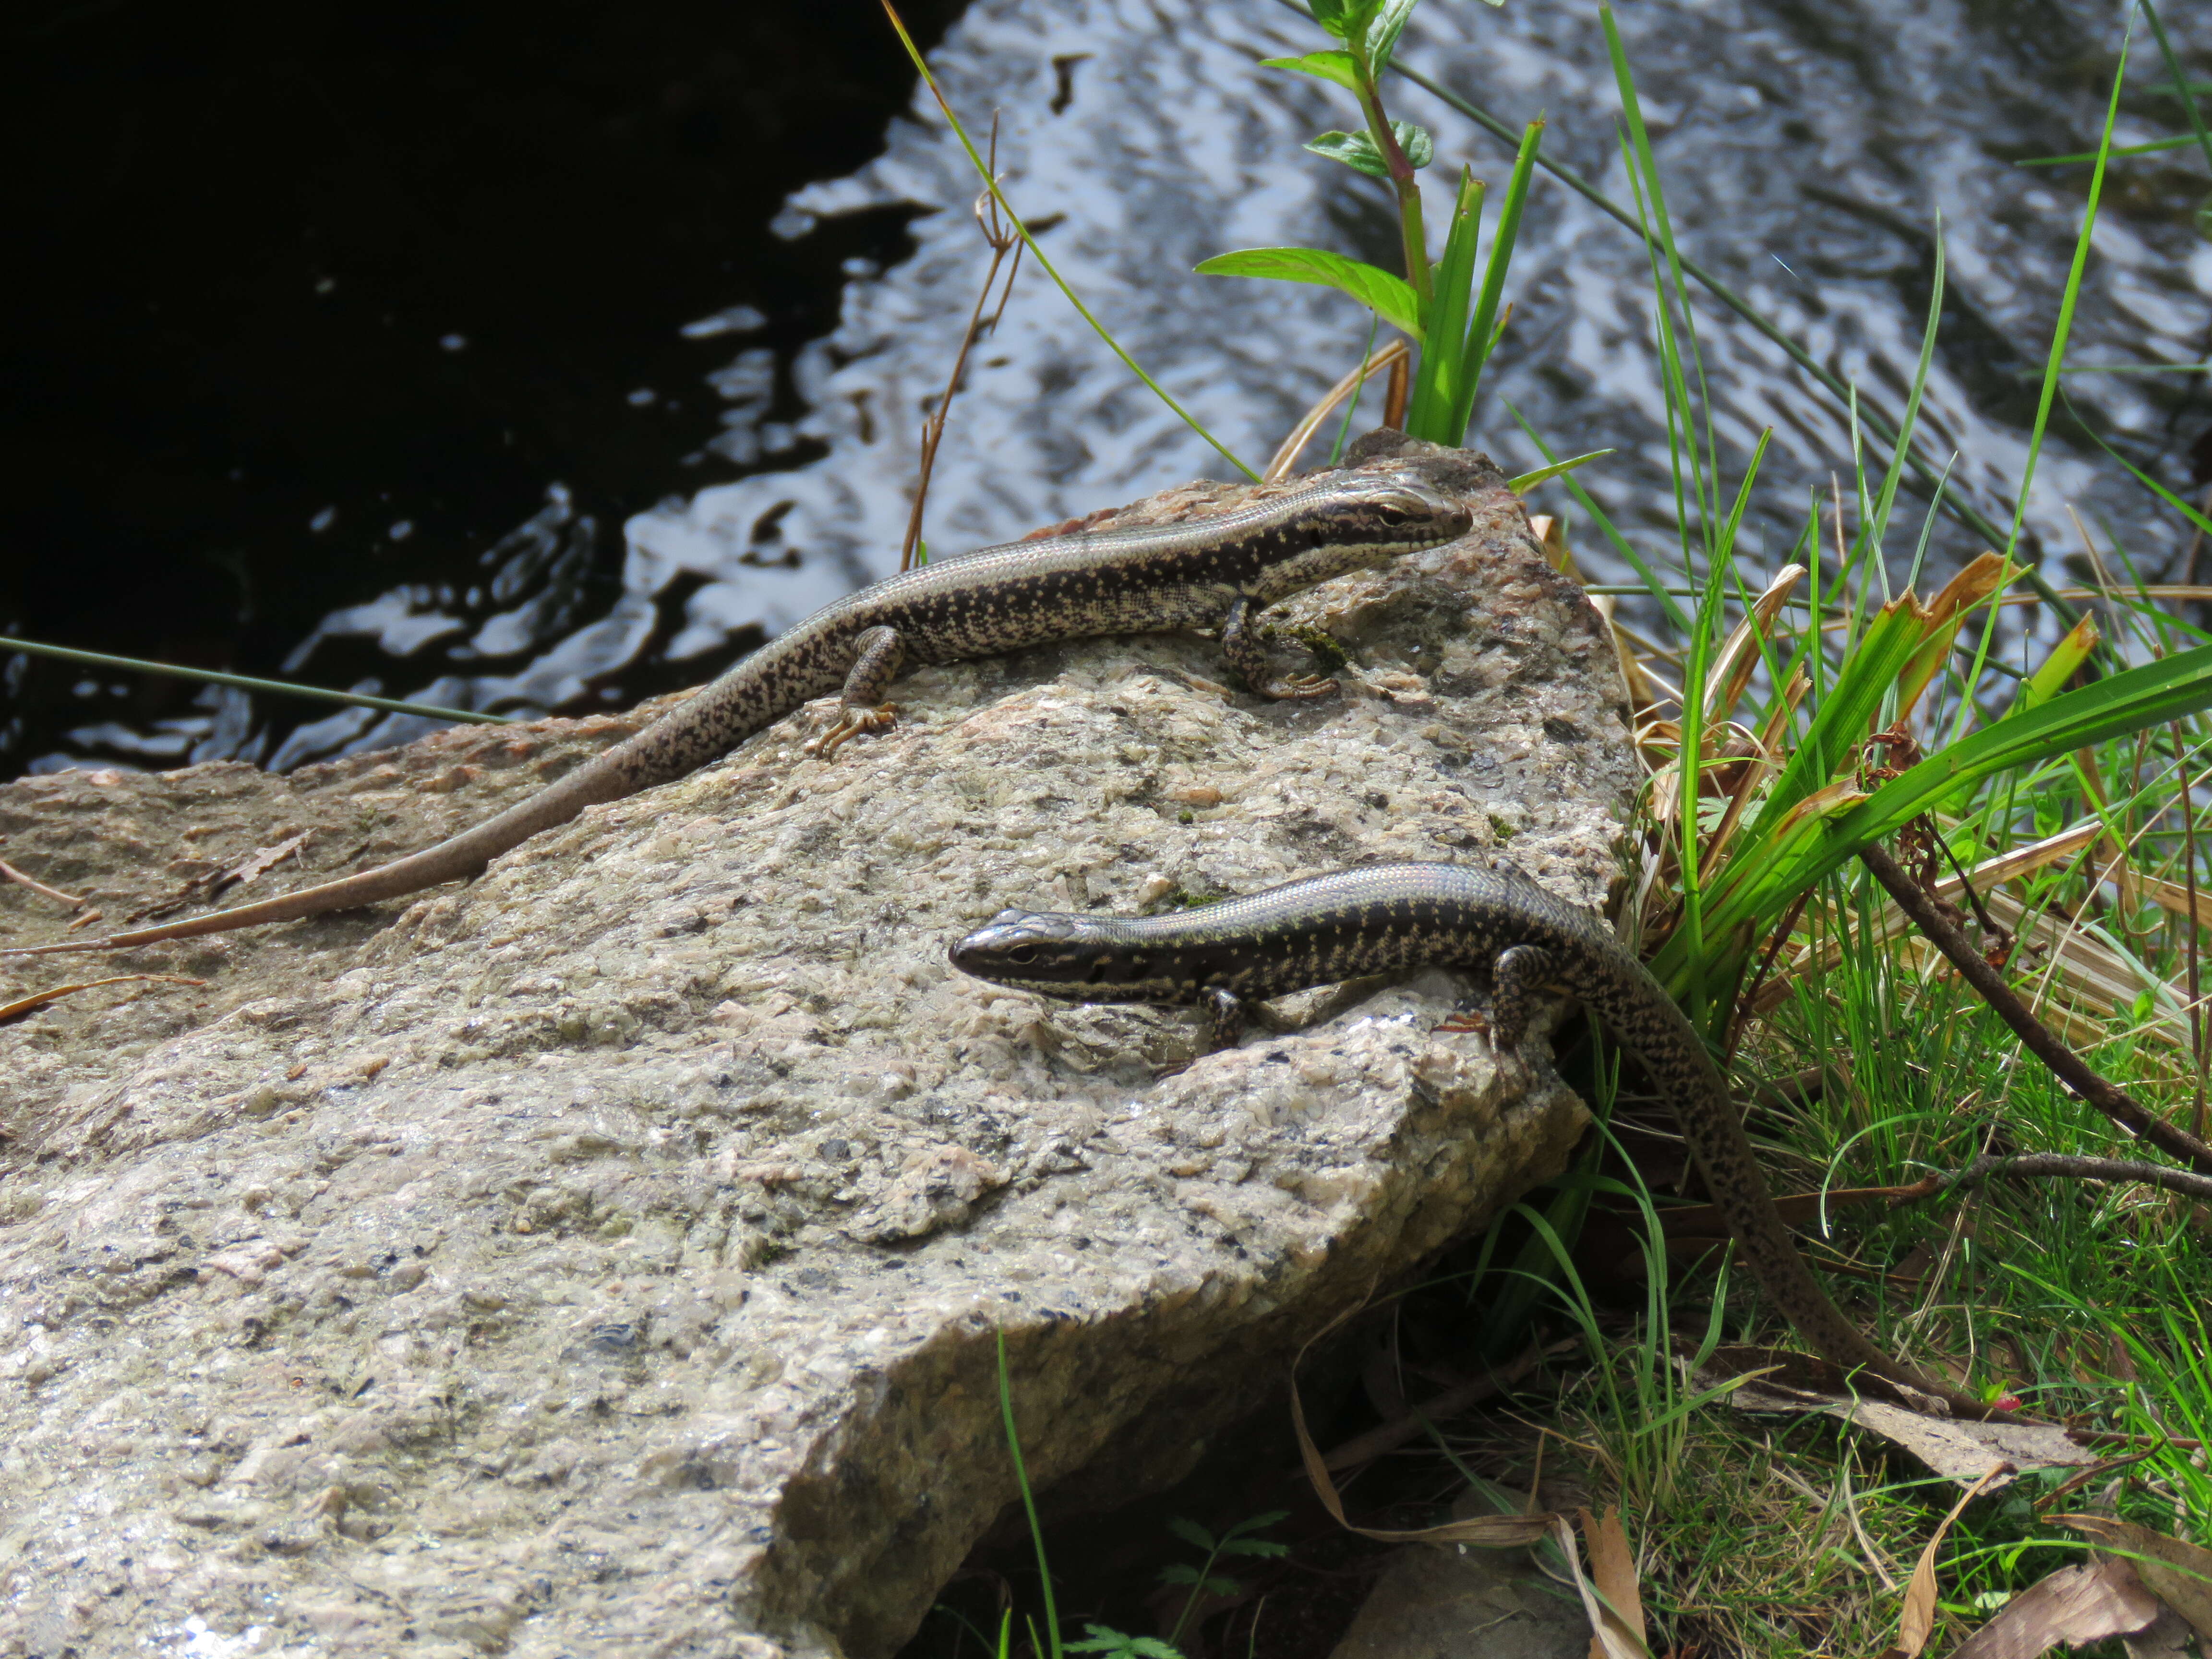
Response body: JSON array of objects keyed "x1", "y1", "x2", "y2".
[{"x1": 6, "y1": 0, "x2": 2209, "y2": 778}]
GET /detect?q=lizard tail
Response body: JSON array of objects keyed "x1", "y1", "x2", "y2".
[{"x1": 2, "y1": 744, "x2": 641, "y2": 956}]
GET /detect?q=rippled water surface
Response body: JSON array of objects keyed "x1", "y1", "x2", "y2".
[
  {"x1": 641, "y1": 0, "x2": 2207, "y2": 629},
  {"x1": 17, "y1": 0, "x2": 2209, "y2": 772}
]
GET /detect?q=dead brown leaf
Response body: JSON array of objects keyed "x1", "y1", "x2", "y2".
[
  {"x1": 2123, "y1": 1604, "x2": 2202, "y2": 1658},
  {"x1": 1580, "y1": 1506, "x2": 1646, "y2": 1659},
  {"x1": 1289, "y1": 1357, "x2": 1559, "y2": 1548},
  {"x1": 2056, "y1": 1515, "x2": 2212, "y2": 1640},
  {"x1": 1690, "y1": 1348, "x2": 2078, "y2": 1487},
  {"x1": 1946, "y1": 1557, "x2": 2163, "y2": 1659}
]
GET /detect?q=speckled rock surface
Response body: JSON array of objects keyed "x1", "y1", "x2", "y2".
[{"x1": 0, "y1": 438, "x2": 1637, "y2": 1659}]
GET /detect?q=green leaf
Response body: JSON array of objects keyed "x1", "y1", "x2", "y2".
[
  {"x1": 1506, "y1": 449, "x2": 1613, "y2": 493},
  {"x1": 1303, "y1": 130, "x2": 1386, "y2": 178},
  {"x1": 1156, "y1": 1563, "x2": 1206, "y2": 1586},
  {"x1": 1364, "y1": 0, "x2": 1420, "y2": 72},
  {"x1": 1225, "y1": 1509, "x2": 1290, "y2": 1535},
  {"x1": 1309, "y1": 0, "x2": 1359, "y2": 39},
  {"x1": 2020, "y1": 614, "x2": 2099, "y2": 712},
  {"x1": 1219, "y1": 1537, "x2": 1291, "y2": 1558},
  {"x1": 1194, "y1": 247, "x2": 1422, "y2": 337},
  {"x1": 1258, "y1": 50, "x2": 1362, "y2": 91},
  {"x1": 1164, "y1": 1515, "x2": 1214, "y2": 1551},
  {"x1": 1067, "y1": 1628, "x2": 1184, "y2": 1659},
  {"x1": 1302, "y1": 121, "x2": 1431, "y2": 179}
]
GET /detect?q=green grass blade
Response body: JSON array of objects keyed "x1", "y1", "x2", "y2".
[
  {"x1": 1330, "y1": 314, "x2": 1382, "y2": 466},
  {"x1": 2057, "y1": 361, "x2": 2212, "y2": 374},
  {"x1": 0, "y1": 633, "x2": 514, "y2": 728},
  {"x1": 2139, "y1": 0, "x2": 2212, "y2": 174},
  {"x1": 2060, "y1": 390, "x2": 2212, "y2": 539},
  {"x1": 1674, "y1": 645, "x2": 2212, "y2": 985},
  {"x1": 2016, "y1": 134, "x2": 2199, "y2": 165},
  {"x1": 1998, "y1": 29, "x2": 2131, "y2": 566},
  {"x1": 881, "y1": 2, "x2": 1259, "y2": 482},
  {"x1": 1321, "y1": 6, "x2": 2093, "y2": 626},
  {"x1": 1506, "y1": 449, "x2": 1613, "y2": 493},
  {"x1": 1451, "y1": 118, "x2": 1544, "y2": 440},
  {"x1": 1862, "y1": 228, "x2": 1946, "y2": 560},
  {"x1": 996, "y1": 1330, "x2": 1063, "y2": 1658},
  {"x1": 1405, "y1": 167, "x2": 1483, "y2": 442}
]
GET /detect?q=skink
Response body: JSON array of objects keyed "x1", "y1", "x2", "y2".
[
  {"x1": 10, "y1": 470, "x2": 1469, "y2": 956},
  {"x1": 950, "y1": 860, "x2": 2000, "y2": 1419}
]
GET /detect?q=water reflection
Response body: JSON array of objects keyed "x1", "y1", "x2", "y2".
[{"x1": 629, "y1": 0, "x2": 2206, "y2": 686}]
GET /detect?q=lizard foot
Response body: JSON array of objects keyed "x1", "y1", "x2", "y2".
[
  {"x1": 1258, "y1": 673, "x2": 1339, "y2": 701},
  {"x1": 805, "y1": 703, "x2": 899, "y2": 759}
]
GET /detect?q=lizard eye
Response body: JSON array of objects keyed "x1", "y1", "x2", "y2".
[{"x1": 1005, "y1": 945, "x2": 1042, "y2": 966}]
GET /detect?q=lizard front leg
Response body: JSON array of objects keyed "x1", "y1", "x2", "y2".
[
  {"x1": 805, "y1": 625, "x2": 906, "y2": 757},
  {"x1": 1219, "y1": 595, "x2": 1336, "y2": 700}
]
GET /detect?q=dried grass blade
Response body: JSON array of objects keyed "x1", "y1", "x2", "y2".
[
  {"x1": 0, "y1": 974, "x2": 206, "y2": 1027},
  {"x1": 1879, "y1": 1460, "x2": 2012, "y2": 1659}
]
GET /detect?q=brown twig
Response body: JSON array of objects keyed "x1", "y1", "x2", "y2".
[
  {"x1": 1726, "y1": 884, "x2": 1814, "y2": 1062},
  {"x1": 1892, "y1": 1151, "x2": 2212, "y2": 1207},
  {"x1": 899, "y1": 115, "x2": 1024, "y2": 574},
  {"x1": 0, "y1": 858, "x2": 84, "y2": 908},
  {"x1": 1857, "y1": 840, "x2": 2212, "y2": 1177},
  {"x1": 1381, "y1": 352, "x2": 1410, "y2": 431},
  {"x1": 1320, "y1": 1341, "x2": 1554, "y2": 1473}
]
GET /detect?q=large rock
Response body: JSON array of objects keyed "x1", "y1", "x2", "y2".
[{"x1": 0, "y1": 438, "x2": 1636, "y2": 1658}]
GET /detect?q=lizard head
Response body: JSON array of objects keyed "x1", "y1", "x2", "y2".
[
  {"x1": 950, "y1": 908, "x2": 1196, "y2": 1003},
  {"x1": 1244, "y1": 470, "x2": 1471, "y2": 601}
]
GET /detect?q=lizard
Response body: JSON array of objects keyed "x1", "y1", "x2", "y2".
[
  {"x1": 949, "y1": 859, "x2": 2007, "y2": 1420},
  {"x1": 7, "y1": 470, "x2": 1471, "y2": 957}
]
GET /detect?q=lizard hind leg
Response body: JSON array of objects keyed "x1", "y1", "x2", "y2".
[
  {"x1": 1220, "y1": 596, "x2": 1337, "y2": 700},
  {"x1": 805, "y1": 625, "x2": 907, "y2": 758},
  {"x1": 1484, "y1": 943, "x2": 1556, "y2": 1048}
]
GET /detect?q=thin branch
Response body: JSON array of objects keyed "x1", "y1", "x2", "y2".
[
  {"x1": 900, "y1": 116, "x2": 1025, "y2": 573},
  {"x1": 1320, "y1": 1342, "x2": 1550, "y2": 1472},
  {"x1": 1897, "y1": 1151, "x2": 2212, "y2": 1206},
  {"x1": 1857, "y1": 840, "x2": 2212, "y2": 1177}
]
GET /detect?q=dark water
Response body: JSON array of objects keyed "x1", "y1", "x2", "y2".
[
  {"x1": 8, "y1": 0, "x2": 2208, "y2": 778},
  {"x1": 3, "y1": 0, "x2": 966, "y2": 776}
]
